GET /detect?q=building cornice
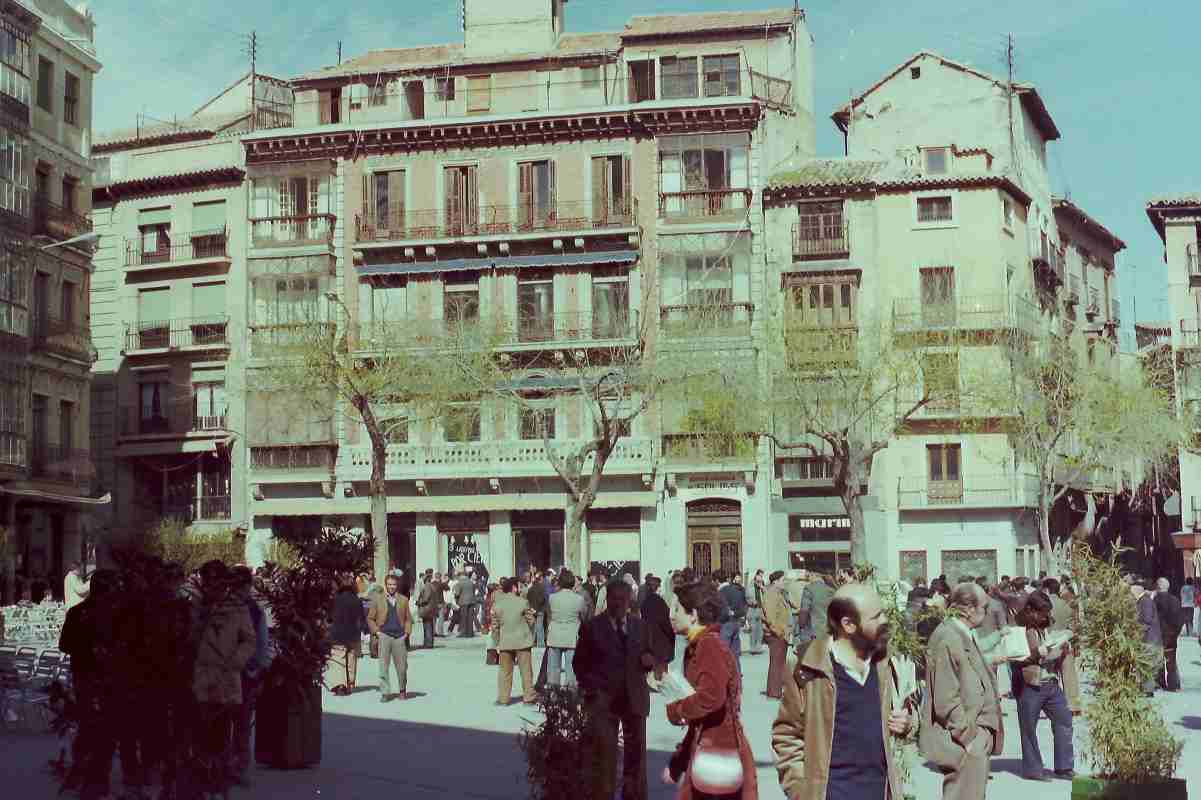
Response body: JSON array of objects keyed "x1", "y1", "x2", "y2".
[
  {"x1": 764, "y1": 174, "x2": 1032, "y2": 209},
  {"x1": 92, "y1": 166, "x2": 245, "y2": 202}
]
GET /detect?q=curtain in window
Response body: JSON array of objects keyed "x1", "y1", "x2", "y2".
[{"x1": 591, "y1": 280, "x2": 628, "y2": 338}]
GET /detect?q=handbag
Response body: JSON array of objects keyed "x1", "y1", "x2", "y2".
[
  {"x1": 486, "y1": 647, "x2": 500, "y2": 666},
  {"x1": 688, "y1": 643, "x2": 744, "y2": 795}
]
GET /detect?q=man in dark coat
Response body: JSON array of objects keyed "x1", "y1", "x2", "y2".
[
  {"x1": 1154, "y1": 577, "x2": 1183, "y2": 691},
  {"x1": 573, "y1": 578, "x2": 653, "y2": 800},
  {"x1": 639, "y1": 575, "x2": 674, "y2": 689},
  {"x1": 1133, "y1": 579, "x2": 1162, "y2": 696}
]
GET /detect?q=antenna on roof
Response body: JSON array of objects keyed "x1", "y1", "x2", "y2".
[{"x1": 338, "y1": 41, "x2": 342, "y2": 65}]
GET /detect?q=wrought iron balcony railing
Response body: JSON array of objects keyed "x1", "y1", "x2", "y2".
[
  {"x1": 124, "y1": 316, "x2": 229, "y2": 352},
  {"x1": 792, "y1": 216, "x2": 848, "y2": 259},
  {"x1": 125, "y1": 229, "x2": 228, "y2": 267},
  {"x1": 164, "y1": 495, "x2": 231, "y2": 521},
  {"x1": 356, "y1": 199, "x2": 636, "y2": 243},
  {"x1": 120, "y1": 407, "x2": 228, "y2": 437},
  {"x1": 357, "y1": 310, "x2": 640, "y2": 350},
  {"x1": 249, "y1": 213, "x2": 336, "y2": 247},
  {"x1": 658, "y1": 189, "x2": 752, "y2": 221},
  {"x1": 892, "y1": 294, "x2": 1038, "y2": 336},
  {"x1": 660, "y1": 302, "x2": 754, "y2": 338},
  {"x1": 30, "y1": 445, "x2": 92, "y2": 483},
  {"x1": 33, "y1": 198, "x2": 92, "y2": 242},
  {"x1": 897, "y1": 473, "x2": 1039, "y2": 509},
  {"x1": 31, "y1": 315, "x2": 93, "y2": 361}
]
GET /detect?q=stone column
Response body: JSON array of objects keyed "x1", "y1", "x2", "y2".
[
  {"x1": 245, "y1": 515, "x2": 274, "y2": 570},
  {"x1": 488, "y1": 510, "x2": 513, "y2": 578},
  {"x1": 416, "y1": 512, "x2": 437, "y2": 576}
]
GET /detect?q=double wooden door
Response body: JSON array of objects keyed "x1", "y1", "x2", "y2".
[{"x1": 686, "y1": 500, "x2": 742, "y2": 577}]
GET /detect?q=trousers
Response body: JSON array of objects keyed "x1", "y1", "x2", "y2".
[
  {"x1": 765, "y1": 633, "x2": 789, "y2": 698},
  {"x1": 498, "y1": 648, "x2": 535, "y2": 704},
  {"x1": 377, "y1": 632, "x2": 408, "y2": 696},
  {"x1": 940, "y1": 728, "x2": 994, "y2": 800},
  {"x1": 586, "y1": 693, "x2": 647, "y2": 800},
  {"x1": 1016, "y1": 678, "x2": 1073, "y2": 776},
  {"x1": 747, "y1": 607, "x2": 764, "y2": 653},
  {"x1": 719, "y1": 620, "x2": 742, "y2": 674}
]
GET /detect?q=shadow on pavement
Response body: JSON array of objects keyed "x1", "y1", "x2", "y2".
[{"x1": 1177, "y1": 715, "x2": 1201, "y2": 730}]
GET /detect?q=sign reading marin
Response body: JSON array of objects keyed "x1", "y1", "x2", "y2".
[
  {"x1": 447, "y1": 534, "x2": 487, "y2": 577},
  {"x1": 788, "y1": 515, "x2": 852, "y2": 543}
]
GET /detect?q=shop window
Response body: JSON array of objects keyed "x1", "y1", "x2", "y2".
[{"x1": 941, "y1": 549, "x2": 998, "y2": 586}]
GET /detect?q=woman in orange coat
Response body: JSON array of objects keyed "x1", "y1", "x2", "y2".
[{"x1": 664, "y1": 580, "x2": 758, "y2": 800}]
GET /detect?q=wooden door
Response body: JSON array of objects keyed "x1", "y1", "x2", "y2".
[{"x1": 686, "y1": 500, "x2": 742, "y2": 577}]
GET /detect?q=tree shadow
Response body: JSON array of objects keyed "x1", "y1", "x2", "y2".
[{"x1": 1177, "y1": 715, "x2": 1201, "y2": 731}]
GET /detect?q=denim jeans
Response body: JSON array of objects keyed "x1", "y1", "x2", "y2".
[
  {"x1": 1016, "y1": 678, "x2": 1073, "y2": 776},
  {"x1": 422, "y1": 616, "x2": 435, "y2": 648},
  {"x1": 546, "y1": 646, "x2": 576, "y2": 688},
  {"x1": 747, "y1": 607, "x2": 764, "y2": 653},
  {"x1": 719, "y1": 620, "x2": 742, "y2": 673},
  {"x1": 534, "y1": 612, "x2": 546, "y2": 647}
]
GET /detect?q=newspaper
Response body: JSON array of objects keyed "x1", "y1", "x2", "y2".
[
  {"x1": 998, "y1": 626, "x2": 1033, "y2": 661},
  {"x1": 1042, "y1": 629, "x2": 1073, "y2": 651},
  {"x1": 890, "y1": 656, "x2": 919, "y2": 711},
  {"x1": 658, "y1": 668, "x2": 697, "y2": 705}
]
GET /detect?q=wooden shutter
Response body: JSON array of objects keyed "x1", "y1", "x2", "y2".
[
  {"x1": 518, "y1": 163, "x2": 532, "y2": 229},
  {"x1": 548, "y1": 160, "x2": 557, "y2": 215},
  {"x1": 362, "y1": 173, "x2": 375, "y2": 234},
  {"x1": 465, "y1": 166, "x2": 478, "y2": 234},
  {"x1": 591, "y1": 157, "x2": 606, "y2": 225},
  {"x1": 446, "y1": 168, "x2": 461, "y2": 233},
  {"x1": 621, "y1": 155, "x2": 632, "y2": 221},
  {"x1": 388, "y1": 170, "x2": 405, "y2": 229}
]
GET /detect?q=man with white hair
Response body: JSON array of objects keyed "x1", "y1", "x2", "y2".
[{"x1": 1154, "y1": 577, "x2": 1182, "y2": 691}]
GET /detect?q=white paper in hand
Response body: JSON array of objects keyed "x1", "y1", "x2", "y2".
[
  {"x1": 999, "y1": 626, "x2": 1032, "y2": 660},
  {"x1": 890, "y1": 656, "x2": 918, "y2": 710},
  {"x1": 1043, "y1": 630, "x2": 1073, "y2": 651},
  {"x1": 658, "y1": 668, "x2": 697, "y2": 704}
]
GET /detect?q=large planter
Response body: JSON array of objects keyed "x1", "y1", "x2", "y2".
[
  {"x1": 255, "y1": 681, "x2": 322, "y2": 769},
  {"x1": 1072, "y1": 776, "x2": 1188, "y2": 800}
]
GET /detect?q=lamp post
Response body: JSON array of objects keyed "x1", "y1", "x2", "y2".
[{"x1": 40, "y1": 231, "x2": 100, "y2": 251}]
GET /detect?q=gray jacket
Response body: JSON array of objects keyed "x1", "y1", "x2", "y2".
[
  {"x1": 1138, "y1": 593, "x2": 1163, "y2": 646},
  {"x1": 546, "y1": 588, "x2": 588, "y2": 649}
]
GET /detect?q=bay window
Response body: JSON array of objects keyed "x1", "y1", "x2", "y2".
[
  {"x1": 658, "y1": 133, "x2": 749, "y2": 219},
  {"x1": 0, "y1": 127, "x2": 29, "y2": 218},
  {"x1": 250, "y1": 174, "x2": 333, "y2": 244},
  {"x1": 659, "y1": 232, "x2": 751, "y2": 334},
  {"x1": 591, "y1": 271, "x2": 629, "y2": 339}
]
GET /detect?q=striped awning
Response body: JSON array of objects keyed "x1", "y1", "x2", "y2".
[{"x1": 358, "y1": 249, "x2": 639, "y2": 277}]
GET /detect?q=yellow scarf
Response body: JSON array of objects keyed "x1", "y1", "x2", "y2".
[{"x1": 686, "y1": 624, "x2": 708, "y2": 643}]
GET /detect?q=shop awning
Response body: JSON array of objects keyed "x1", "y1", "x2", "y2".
[
  {"x1": 115, "y1": 435, "x2": 234, "y2": 459},
  {"x1": 251, "y1": 490, "x2": 657, "y2": 517},
  {"x1": 0, "y1": 487, "x2": 112, "y2": 508},
  {"x1": 359, "y1": 249, "x2": 639, "y2": 278}
]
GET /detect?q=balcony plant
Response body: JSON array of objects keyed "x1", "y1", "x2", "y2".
[{"x1": 1069, "y1": 543, "x2": 1184, "y2": 799}]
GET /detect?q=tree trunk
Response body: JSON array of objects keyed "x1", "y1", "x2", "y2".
[
  {"x1": 845, "y1": 491, "x2": 866, "y2": 566},
  {"x1": 1038, "y1": 487, "x2": 1058, "y2": 576},
  {"x1": 370, "y1": 437, "x2": 388, "y2": 581},
  {"x1": 566, "y1": 502, "x2": 586, "y2": 576}
]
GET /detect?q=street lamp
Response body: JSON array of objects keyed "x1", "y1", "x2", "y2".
[{"x1": 41, "y1": 231, "x2": 100, "y2": 251}]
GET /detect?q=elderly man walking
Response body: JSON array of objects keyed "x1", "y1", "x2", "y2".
[
  {"x1": 920, "y1": 582, "x2": 1004, "y2": 800},
  {"x1": 367, "y1": 574, "x2": 413, "y2": 702},
  {"x1": 1155, "y1": 577, "x2": 1183, "y2": 692}
]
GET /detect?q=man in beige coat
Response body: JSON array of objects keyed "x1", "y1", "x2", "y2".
[
  {"x1": 920, "y1": 582, "x2": 1004, "y2": 800},
  {"x1": 763, "y1": 569, "x2": 792, "y2": 699},
  {"x1": 492, "y1": 576, "x2": 537, "y2": 705},
  {"x1": 366, "y1": 575, "x2": 413, "y2": 702}
]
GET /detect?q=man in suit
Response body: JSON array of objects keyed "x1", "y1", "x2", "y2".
[
  {"x1": 492, "y1": 577, "x2": 537, "y2": 705},
  {"x1": 527, "y1": 570, "x2": 548, "y2": 648},
  {"x1": 1155, "y1": 577, "x2": 1182, "y2": 692},
  {"x1": 718, "y1": 571, "x2": 748, "y2": 672},
  {"x1": 454, "y1": 571, "x2": 476, "y2": 637},
  {"x1": 638, "y1": 575, "x2": 674, "y2": 690},
  {"x1": 546, "y1": 570, "x2": 589, "y2": 689},
  {"x1": 1133, "y1": 579, "x2": 1162, "y2": 696},
  {"x1": 573, "y1": 578, "x2": 652, "y2": 800},
  {"x1": 416, "y1": 569, "x2": 441, "y2": 649},
  {"x1": 366, "y1": 575, "x2": 413, "y2": 702},
  {"x1": 920, "y1": 582, "x2": 1004, "y2": 800}
]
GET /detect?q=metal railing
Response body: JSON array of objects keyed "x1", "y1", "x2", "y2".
[
  {"x1": 1033, "y1": 240, "x2": 1064, "y2": 284},
  {"x1": 1188, "y1": 243, "x2": 1200, "y2": 280},
  {"x1": 1181, "y1": 319, "x2": 1201, "y2": 349},
  {"x1": 249, "y1": 213, "x2": 336, "y2": 247},
  {"x1": 897, "y1": 473, "x2": 1039, "y2": 509},
  {"x1": 356, "y1": 199, "x2": 636, "y2": 243},
  {"x1": 660, "y1": 302, "x2": 754, "y2": 338},
  {"x1": 249, "y1": 322, "x2": 336, "y2": 356},
  {"x1": 358, "y1": 310, "x2": 640, "y2": 350},
  {"x1": 792, "y1": 216, "x2": 848, "y2": 259},
  {"x1": 29, "y1": 445, "x2": 91, "y2": 483},
  {"x1": 892, "y1": 294, "x2": 1038, "y2": 335},
  {"x1": 119, "y1": 407, "x2": 227, "y2": 437},
  {"x1": 249, "y1": 444, "x2": 335, "y2": 471},
  {"x1": 33, "y1": 198, "x2": 92, "y2": 242},
  {"x1": 31, "y1": 315, "x2": 92, "y2": 361},
  {"x1": 0, "y1": 429, "x2": 25, "y2": 468},
  {"x1": 124, "y1": 316, "x2": 228, "y2": 352},
  {"x1": 659, "y1": 189, "x2": 752, "y2": 220},
  {"x1": 749, "y1": 68, "x2": 793, "y2": 109},
  {"x1": 124, "y1": 229, "x2": 228, "y2": 267},
  {"x1": 164, "y1": 495, "x2": 231, "y2": 521},
  {"x1": 0, "y1": 90, "x2": 29, "y2": 130}
]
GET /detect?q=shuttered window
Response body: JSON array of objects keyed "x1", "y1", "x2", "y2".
[
  {"x1": 591, "y1": 155, "x2": 631, "y2": 225},
  {"x1": 466, "y1": 75, "x2": 490, "y2": 113},
  {"x1": 191, "y1": 282, "x2": 225, "y2": 317},
  {"x1": 192, "y1": 200, "x2": 226, "y2": 233}
]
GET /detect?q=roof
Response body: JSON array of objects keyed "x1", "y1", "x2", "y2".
[
  {"x1": 832, "y1": 51, "x2": 1060, "y2": 142},
  {"x1": 622, "y1": 8, "x2": 797, "y2": 39},
  {"x1": 292, "y1": 33, "x2": 621, "y2": 83},
  {"x1": 1145, "y1": 195, "x2": 1201, "y2": 240},
  {"x1": 193, "y1": 71, "x2": 288, "y2": 117},
  {"x1": 93, "y1": 167, "x2": 245, "y2": 202},
  {"x1": 766, "y1": 158, "x2": 1032, "y2": 207},
  {"x1": 1052, "y1": 197, "x2": 1126, "y2": 253},
  {"x1": 94, "y1": 110, "x2": 249, "y2": 152}
]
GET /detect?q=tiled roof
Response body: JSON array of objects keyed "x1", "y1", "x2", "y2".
[
  {"x1": 1147, "y1": 194, "x2": 1201, "y2": 208},
  {"x1": 766, "y1": 159, "x2": 1031, "y2": 206},
  {"x1": 1052, "y1": 196, "x2": 1126, "y2": 253},
  {"x1": 622, "y1": 9, "x2": 797, "y2": 38},
  {"x1": 292, "y1": 33, "x2": 622, "y2": 83},
  {"x1": 768, "y1": 159, "x2": 888, "y2": 189},
  {"x1": 95, "y1": 167, "x2": 246, "y2": 201},
  {"x1": 94, "y1": 110, "x2": 249, "y2": 151}
]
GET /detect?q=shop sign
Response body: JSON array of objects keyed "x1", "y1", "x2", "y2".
[
  {"x1": 789, "y1": 515, "x2": 851, "y2": 543},
  {"x1": 447, "y1": 534, "x2": 486, "y2": 576},
  {"x1": 681, "y1": 474, "x2": 742, "y2": 491},
  {"x1": 590, "y1": 560, "x2": 641, "y2": 582}
]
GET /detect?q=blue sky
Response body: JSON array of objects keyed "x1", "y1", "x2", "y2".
[{"x1": 91, "y1": 0, "x2": 1200, "y2": 335}]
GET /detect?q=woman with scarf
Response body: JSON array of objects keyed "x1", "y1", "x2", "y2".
[{"x1": 663, "y1": 580, "x2": 757, "y2": 799}]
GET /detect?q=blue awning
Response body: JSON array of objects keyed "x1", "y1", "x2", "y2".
[{"x1": 358, "y1": 249, "x2": 639, "y2": 277}]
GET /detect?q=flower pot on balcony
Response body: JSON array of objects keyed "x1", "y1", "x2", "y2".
[
  {"x1": 255, "y1": 680, "x2": 322, "y2": 769},
  {"x1": 1071, "y1": 777, "x2": 1187, "y2": 800}
]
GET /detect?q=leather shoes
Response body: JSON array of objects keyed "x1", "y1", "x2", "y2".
[
  {"x1": 1024, "y1": 772, "x2": 1053, "y2": 782},
  {"x1": 1055, "y1": 770, "x2": 1076, "y2": 780},
  {"x1": 379, "y1": 694, "x2": 391, "y2": 703}
]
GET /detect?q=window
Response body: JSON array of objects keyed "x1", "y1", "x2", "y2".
[
  {"x1": 367, "y1": 275, "x2": 406, "y2": 325},
  {"x1": 435, "y1": 77, "x2": 455, "y2": 101},
  {"x1": 443, "y1": 404, "x2": 481, "y2": 442},
  {"x1": 916, "y1": 195, "x2": 953, "y2": 223},
  {"x1": 138, "y1": 207, "x2": 171, "y2": 262},
  {"x1": 658, "y1": 133, "x2": 749, "y2": 218},
  {"x1": 0, "y1": 128, "x2": 29, "y2": 218},
  {"x1": 591, "y1": 154, "x2": 630, "y2": 225},
  {"x1": 368, "y1": 79, "x2": 388, "y2": 107},
  {"x1": 628, "y1": 60, "x2": 655, "y2": 103},
  {"x1": 518, "y1": 273, "x2": 554, "y2": 342},
  {"x1": 702, "y1": 54, "x2": 740, "y2": 97},
  {"x1": 366, "y1": 169, "x2": 404, "y2": 229},
  {"x1": 941, "y1": 550, "x2": 997, "y2": 586},
  {"x1": 786, "y1": 277, "x2": 857, "y2": 328},
  {"x1": 592, "y1": 272, "x2": 629, "y2": 339},
  {"x1": 403, "y1": 80, "x2": 424, "y2": 119},
  {"x1": 1002, "y1": 197, "x2": 1015, "y2": 230},
  {"x1": 60, "y1": 279, "x2": 75, "y2": 325},
  {"x1": 63, "y1": 71, "x2": 78, "y2": 125},
  {"x1": 0, "y1": 21, "x2": 31, "y2": 106},
  {"x1": 909, "y1": 66, "x2": 921, "y2": 80},
  {"x1": 921, "y1": 146, "x2": 950, "y2": 175},
  {"x1": 520, "y1": 406, "x2": 555, "y2": 440},
  {"x1": 381, "y1": 414, "x2": 409, "y2": 444},
  {"x1": 139, "y1": 381, "x2": 169, "y2": 433},
  {"x1": 518, "y1": 160, "x2": 555, "y2": 230},
  {"x1": 927, "y1": 444, "x2": 962, "y2": 496},
  {"x1": 778, "y1": 457, "x2": 833, "y2": 481},
  {"x1": 318, "y1": 87, "x2": 341, "y2": 124},
  {"x1": 256, "y1": 276, "x2": 322, "y2": 326},
  {"x1": 191, "y1": 200, "x2": 226, "y2": 234},
  {"x1": 59, "y1": 399, "x2": 74, "y2": 451},
  {"x1": 466, "y1": 75, "x2": 490, "y2": 114},
  {"x1": 444, "y1": 164, "x2": 477, "y2": 235},
  {"x1": 35, "y1": 55, "x2": 50, "y2": 112},
  {"x1": 660, "y1": 56, "x2": 697, "y2": 99},
  {"x1": 795, "y1": 200, "x2": 846, "y2": 255},
  {"x1": 922, "y1": 352, "x2": 960, "y2": 411},
  {"x1": 31, "y1": 393, "x2": 45, "y2": 450},
  {"x1": 580, "y1": 65, "x2": 600, "y2": 90},
  {"x1": 444, "y1": 281, "x2": 479, "y2": 331},
  {"x1": 61, "y1": 175, "x2": 76, "y2": 213},
  {"x1": 191, "y1": 281, "x2": 226, "y2": 317},
  {"x1": 920, "y1": 267, "x2": 956, "y2": 325},
  {"x1": 193, "y1": 383, "x2": 227, "y2": 430},
  {"x1": 659, "y1": 232, "x2": 750, "y2": 329},
  {"x1": 250, "y1": 174, "x2": 334, "y2": 241}
]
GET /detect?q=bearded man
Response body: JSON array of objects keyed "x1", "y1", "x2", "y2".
[{"x1": 772, "y1": 583, "x2": 914, "y2": 800}]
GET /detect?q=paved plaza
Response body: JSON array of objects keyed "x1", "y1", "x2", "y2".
[{"x1": 3, "y1": 633, "x2": 1200, "y2": 799}]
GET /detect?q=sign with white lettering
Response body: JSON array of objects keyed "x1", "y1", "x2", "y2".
[
  {"x1": 447, "y1": 534, "x2": 487, "y2": 577},
  {"x1": 788, "y1": 515, "x2": 852, "y2": 543},
  {"x1": 682, "y1": 474, "x2": 742, "y2": 491}
]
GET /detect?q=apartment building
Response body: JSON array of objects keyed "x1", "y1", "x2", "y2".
[
  {"x1": 89, "y1": 73, "x2": 293, "y2": 541},
  {"x1": 0, "y1": 0, "x2": 100, "y2": 603},
  {"x1": 1147, "y1": 194, "x2": 1201, "y2": 575},
  {"x1": 762, "y1": 52, "x2": 1125, "y2": 584},
  {"x1": 236, "y1": 1, "x2": 814, "y2": 580}
]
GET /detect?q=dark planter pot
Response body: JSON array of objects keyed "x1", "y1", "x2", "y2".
[
  {"x1": 1072, "y1": 776, "x2": 1187, "y2": 800},
  {"x1": 255, "y1": 681, "x2": 322, "y2": 769}
]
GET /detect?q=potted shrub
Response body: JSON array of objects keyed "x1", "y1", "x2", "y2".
[
  {"x1": 254, "y1": 524, "x2": 374, "y2": 769},
  {"x1": 1069, "y1": 543, "x2": 1184, "y2": 800},
  {"x1": 518, "y1": 686, "x2": 592, "y2": 799}
]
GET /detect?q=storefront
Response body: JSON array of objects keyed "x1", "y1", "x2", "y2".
[
  {"x1": 439, "y1": 512, "x2": 490, "y2": 578},
  {"x1": 658, "y1": 470, "x2": 771, "y2": 580},
  {"x1": 587, "y1": 507, "x2": 641, "y2": 581},
  {"x1": 513, "y1": 510, "x2": 564, "y2": 577},
  {"x1": 786, "y1": 512, "x2": 852, "y2": 575}
]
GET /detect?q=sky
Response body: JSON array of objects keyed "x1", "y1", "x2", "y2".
[{"x1": 88, "y1": 0, "x2": 1201, "y2": 338}]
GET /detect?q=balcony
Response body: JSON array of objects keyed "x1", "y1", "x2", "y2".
[
  {"x1": 0, "y1": 427, "x2": 25, "y2": 470},
  {"x1": 1032, "y1": 241, "x2": 1064, "y2": 287},
  {"x1": 0, "y1": 90, "x2": 29, "y2": 130},
  {"x1": 31, "y1": 315, "x2": 94, "y2": 362},
  {"x1": 660, "y1": 302, "x2": 754, "y2": 341},
  {"x1": 892, "y1": 294, "x2": 1038, "y2": 337},
  {"x1": 1188, "y1": 243, "x2": 1200, "y2": 287},
  {"x1": 250, "y1": 444, "x2": 336, "y2": 472},
  {"x1": 792, "y1": 217, "x2": 849, "y2": 260},
  {"x1": 163, "y1": 495, "x2": 232, "y2": 522},
  {"x1": 30, "y1": 445, "x2": 92, "y2": 484},
  {"x1": 33, "y1": 199, "x2": 92, "y2": 242},
  {"x1": 784, "y1": 321, "x2": 857, "y2": 368},
  {"x1": 125, "y1": 229, "x2": 229, "y2": 269},
  {"x1": 250, "y1": 213, "x2": 336, "y2": 248},
  {"x1": 340, "y1": 436, "x2": 655, "y2": 482},
  {"x1": 119, "y1": 407, "x2": 228, "y2": 438},
  {"x1": 897, "y1": 473, "x2": 1039, "y2": 510},
  {"x1": 663, "y1": 433, "x2": 756, "y2": 466},
  {"x1": 124, "y1": 316, "x2": 229, "y2": 354},
  {"x1": 355, "y1": 200, "x2": 637, "y2": 246},
  {"x1": 659, "y1": 189, "x2": 752, "y2": 222},
  {"x1": 1181, "y1": 319, "x2": 1201, "y2": 350},
  {"x1": 249, "y1": 322, "x2": 336, "y2": 357}
]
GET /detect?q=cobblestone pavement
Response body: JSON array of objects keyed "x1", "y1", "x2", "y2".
[{"x1": 3, "y1": 632, "x2": 1199, "y2": 798}]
